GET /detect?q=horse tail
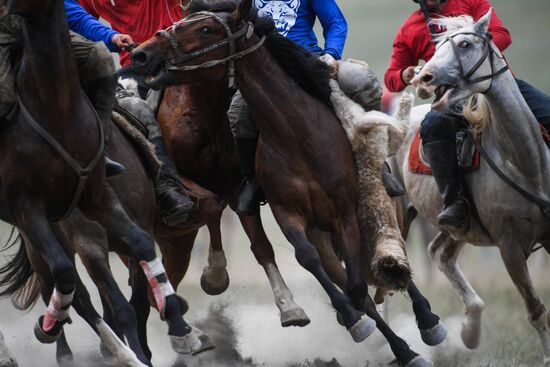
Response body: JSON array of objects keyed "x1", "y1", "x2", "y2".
[
  {"x1": 464, "y1": 93, "x2": 491, "y2": 137},
  {"x1": 0, "y1": 229, "x2": 39, "y2": 310}
]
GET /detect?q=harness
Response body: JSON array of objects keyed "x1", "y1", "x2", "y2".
[
  {"x1": 440, "y1": 29, "x2": 550, "y2": 219},
  {"x1": 8, "y1": 92, "x2": 105, "y2": 222},
  {"x1": 439, "y1": 31, "x2": 509, "y2": 93},
  {"x1": 154, "y1": 11, "x2": 266, "y2": 88}
]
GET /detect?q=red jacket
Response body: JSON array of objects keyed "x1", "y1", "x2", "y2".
[
  {"x1": 78, "y1": 0, "x2": 182, "y2": 66},
  {"x1": 384, "y1": 0, "x2": 511, "y2": 92}
]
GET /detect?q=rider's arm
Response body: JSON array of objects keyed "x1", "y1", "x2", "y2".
[
  {"x1": 471, "y1": 0, "x2": 512, "y2": 52},
  {"x1": 64, "y1": 0, "x2": 119, "y2": 52},
  {"x1": 312, "y1": 0, "x2": 348, "y2": 60},
  {"x1": 384, "y1": 27, "x2": 418, "y2": 93}
]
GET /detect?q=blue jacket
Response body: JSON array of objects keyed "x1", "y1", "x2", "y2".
[
  {"x1": 255, "y1": 0, "x2": 347, "y2": 60},
  {"x1": 64, "y1": 0, "x2": 119, "y2": 52}
]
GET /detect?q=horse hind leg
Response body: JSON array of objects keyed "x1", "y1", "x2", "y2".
[
  {"x1": 499, "y1": 242, "x2": 550, "y2": 366},
  {"x1": 428, "y1": 232, "x2": 484, "y2": 349},
  {"x1": 240, "y1": 213, "x2": 310, "y2": 327}
]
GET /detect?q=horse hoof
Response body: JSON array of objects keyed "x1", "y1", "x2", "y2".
[
  {"x1": 461, "y1": 319, "x2": 481, "y2": 349},
  {"x1": 405, "y1": 355, "x2": 432, "y2": 367},
  {"x1": 170, "y1": 328, "x2": 215, "y2": 355},
  {"x1": 200, "y1": 268, "x2": 230, "y2": 295},
  {"x1": 280, "y1": 307, "x2": 311, "y2": 327},
  {"x1": 420, "y1": 321, "x2": 448, "y2": 346},
  {"x1": 34, "y1": 317, "x2": 62, "y2": 344},
  {"x1": 349, "y1": 315, "x2": 377, "y2": 343}
]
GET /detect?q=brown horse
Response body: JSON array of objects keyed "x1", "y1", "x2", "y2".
[
  {"x1": 0, "y1": 0, "x2": 200, "y2": 362},
  {"x1": 129, "y1": 1, "x2": 430, "y2": 365}
]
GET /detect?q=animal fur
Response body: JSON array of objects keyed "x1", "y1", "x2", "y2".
[
  {"x1": 329, "y1": 79, "x2": 414, "y2": 290},
  {"x1": 111, "y1": 111, "x2": 162, "y2": 179}
]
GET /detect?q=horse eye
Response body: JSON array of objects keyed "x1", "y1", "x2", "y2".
[
  {"x1": 201, "y1": 27, "x2": 212, "y2": 35},
  {"x1": 459, "y1": 40, "x2": 471, "y2": 49}
]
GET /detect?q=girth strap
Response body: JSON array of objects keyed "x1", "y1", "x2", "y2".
[
  {"x1": 15, "y1": 91, "x2": 105, "y2": 221},
  {"x1": 472, "y1": 134, "x2": 550, "y2": 218}
]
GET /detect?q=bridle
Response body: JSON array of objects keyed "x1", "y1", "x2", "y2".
[
  {"x1": 439, "y1": 31, "x2": 508, "y2": 92},
  {"x1": 439, "y1": 31, "x2": 550, "y2": 219},
  {"x1": 154, "y1": 11, "x2": 266, "y2": 87}
]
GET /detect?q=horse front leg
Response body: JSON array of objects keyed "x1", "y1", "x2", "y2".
[
  {"x1": 499, "y1": 240, "x2": 550, "y2": 366},
  {"x1": 428, "y1": 232, "x2": 484, "y2": 349},
  {"x1": 14, "y1": 208, "x2": 76, "y2": 344},
  {"x1": 407, "y1": 281, "x2": 447, "y2": 346},
  {"x1": 270, "y1": 206, "x2": 375, "y2": 341},
  {"x1": 198, "y1": 200, "x2": 230, "y2": 295},
  {"x1": 81, "y1": 185, "x2": 212, "y2": 355},
  {"x1": 240, "y1": 213, "x2": 310, "y2": 327}
]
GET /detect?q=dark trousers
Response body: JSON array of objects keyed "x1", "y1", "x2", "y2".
[{"x1": 420, "y1": 79, "x2": 550, "y2": 143}]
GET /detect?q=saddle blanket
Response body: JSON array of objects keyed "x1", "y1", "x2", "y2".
[{"x1": 409, "y1": 124, "x2": 550, "y2": 175}]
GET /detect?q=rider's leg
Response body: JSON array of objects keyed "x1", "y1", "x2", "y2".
[
  {"x1": 0, "y1": 15, "x2": 21, "y2": 119},
  {"x1": 227, "y1": 90, "x2": 263, "y2": 216},
  {"x1": 420, "y1": 109, "x2": 470, "y2": 232},
  {"x1": 116, "y1": 94, "x2": 194, "y2": 225},
  {"x1": 516, "y1": 79, "x2": 550, "y2": 133},
  {"x1": 69, "y1": 31, "x2": 124, "y2": 176}
]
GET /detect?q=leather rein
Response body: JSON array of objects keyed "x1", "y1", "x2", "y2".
[
  {"x1": 441, "y1": 30, "x2": 550, "y2": 218},
  {"x1": 154, "y1": 11, "x2": 266, "y2": 88}
]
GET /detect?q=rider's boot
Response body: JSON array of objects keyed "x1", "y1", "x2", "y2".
[
  {"x1": 0, "y1": 82, "x2": 15, "y2": 120},
  {"x1": 85, "y1": 76, "x2": 125, "y2": 177},
  {"x1": 149, "y1": 136, "x2": 194, "y2": 226},
  {"x1": 423, "y1": 140, "x2": 470, "y2": 232},
  {"x1": 234, "y1": 136, "x2": 264, "y2": 216}
]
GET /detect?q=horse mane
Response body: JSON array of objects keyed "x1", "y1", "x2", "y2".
[
  {"x1": 431, "y1": 15, "x2": 475, "y2": 45},
  {"x1": 463, "y1": 93, "x2": 491, "y2": 137},
  {"x1": 244, "y1": 8, "x2": 331, "y2": 106}
]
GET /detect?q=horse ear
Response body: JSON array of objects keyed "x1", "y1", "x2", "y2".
[
  {"x1": 474, "y1": 8, "x2": 492, "y2": 35},
  {"x1": 237, "y1": 0, "x2": 253, "y2": 20}
]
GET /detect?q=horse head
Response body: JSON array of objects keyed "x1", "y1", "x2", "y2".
[
  {"x1": 412, "y1": 9, "x2": 506, "y2": 111},
  {"x1": 129, "y1": 0, "x2": 248, "y2": 89}
]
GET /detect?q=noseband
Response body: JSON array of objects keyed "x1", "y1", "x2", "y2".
[
  {"x1": 154, "y1": 11, "x2": 266, "y2": 87},
  {"x1": 439, "y1": 31, "x2": 508, "y2": 91}
]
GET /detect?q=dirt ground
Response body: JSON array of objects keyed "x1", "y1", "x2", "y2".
[{"x1": 0, "y1": 212, "x2": 548, "y2": 367}]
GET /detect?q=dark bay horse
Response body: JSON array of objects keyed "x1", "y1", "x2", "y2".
[
  {"x1": 0, "y1": 0, "x2": 198, "y2": 362},
  {"x1": 129, "y1": 0, "x2": 431, "y2": 365}
]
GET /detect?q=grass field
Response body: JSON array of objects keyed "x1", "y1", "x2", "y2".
[{"x1": 1, "y1": 1, "x2": 550, "y2": 366}]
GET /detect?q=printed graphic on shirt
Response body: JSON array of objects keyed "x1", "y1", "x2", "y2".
[{"x1": 255, "y1": 0, "x2": 300, "y2": 36}]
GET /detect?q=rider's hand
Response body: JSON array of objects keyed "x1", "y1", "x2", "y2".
[
  {"x1": 320, "y1": 54, "x2": 339, "y2": 79},
  {"x1": 112, "y1": 34, "x2": 134, "y2": 52},
  {"x1": 401, "y1": 65, "x2": 417, "y2": 85}
]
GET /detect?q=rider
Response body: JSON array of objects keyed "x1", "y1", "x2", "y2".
[
  {"x1": 228, "y1": 0, "x2": 348, "y2": 215},
  {"x1": 385, "y1": 0, "x2": 550, "y2": 231},
  {"x1": 64, "y1": 0, "x2": 195, "y2": 225}
]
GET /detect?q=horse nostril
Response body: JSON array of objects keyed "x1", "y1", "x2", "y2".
[
  {"x1": 421, "y1": 73, "x2": 434, "y2": 84},
  {"x1": 131, "y1": 50, "x2": 149, "y2": 67}
]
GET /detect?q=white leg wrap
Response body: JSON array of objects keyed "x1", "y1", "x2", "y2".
[
  {"x1": 140, "y1": 258, "x2": 176, "y2": 318},
  {"x1": 43, "y1": 288, "x2": 73, "y2": 332}
]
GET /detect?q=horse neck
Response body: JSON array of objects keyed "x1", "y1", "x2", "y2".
[
  {"x1": 484, "y1": 70, "x2": 550, "y2": 188},
  {"x1": 18, "y1": 2, "x2": 81, "y2": 126},
  {"x1": 185, "y1": 83, "x2": 232, "y2": 134},
  {"x1": 235, "y1": 44, "x2": 317, "y2": 143}
]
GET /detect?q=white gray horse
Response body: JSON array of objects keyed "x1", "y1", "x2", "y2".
[
  {"x1": 394, "y1": 10, "x2": 550, "y2": 365},
  {"x1": 0, "y1": 331, "x2": 17, "y2": 367}
]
